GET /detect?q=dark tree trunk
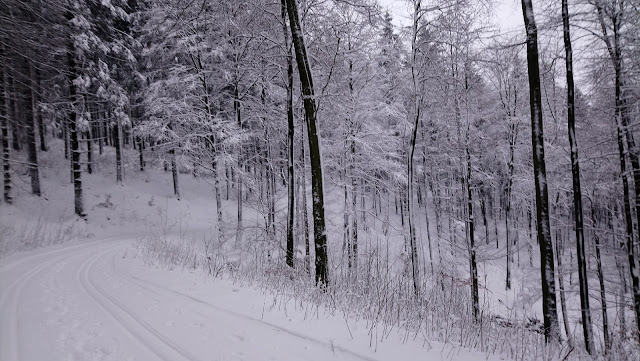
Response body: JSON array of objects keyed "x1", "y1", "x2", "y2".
[
  {"x1": 9, "y1": 74, "x2": 20, "y2": 151},
  {"x1": 285, "y1": 0, "x2": 329, "y2": 286},
  {"x1": 35, "y1": 67, "x2": 46, "y2": 152},
  {"x1": 63, "y1": 114, "x2": 69, "y2": 160},
  {"x1": 466, "y1": 147, "x2": 479, "y2": 321},
  {"x1": 114, "y1": 118, "x2": 123, "y2": 183},
  {"x1": 137, "y1": 136, "x2": 144, "y2": 171},
  {"x1": 591, "y1": 203, "x2": 610, "y2": 352},
  {"x1": 171, "y1": 148, "x2": 180, "y2": 200},
  {"x1": 423, "y1": 157, "x2": 434, "y2": 276},
  {"x1": 86, "y1": 130, "x2": 92, "y2": 174},
  {"x1": 348, "y1": 56, "x2": 358, "y2": 276},
  {"x1": 98, "y1": 110, "x2": 103, "y2": 155},
  {"x1": 562, "y1": 0, "x2": 593, "y2": 352},
  {"x1": 213, "y1": 156, "x2": 223, "y2": 240},
  {"x1": 66, "y1": 19, "x2": 85, "y2": 218},
  {"x1": 301, "y1": 124, "x2": 310, "y2": 273},
  {"x1": 234, "y1": 83, "x2": 243, "y2": 246},
  {"x1": 521, "y1": 0, "x2": 561, "y2": 343},
  {"x1": 404, "y1": 0, "x2": 424, "y2": 297},
  {"x1": 555, "y1": 229, "x2": 573, "y2": 346},
  {"x1": 351, "y1": 139, "x2": 358, "y2": 275},
  {"x1": 25, "y1": 64, "x2": 40, "y2": 196},
  {"x1": 282, "y1": 0, "x2": 295, "y2": 268},
  {"x1": 505, "y1": 120, "x2": 517, "y2": 290},
  {"x1": 481, "y1": 188, "x2": 489, "y2": 244},
  {"x1": 1, "y1": 61, "x2": 12, "y2": 204}
]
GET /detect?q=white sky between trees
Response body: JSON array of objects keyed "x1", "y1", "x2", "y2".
[{"x1": 378, "y1": 0, "x2": 524, "y2": 32}]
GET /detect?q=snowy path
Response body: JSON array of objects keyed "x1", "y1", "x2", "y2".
[{"x1": 0, "y1": 237, "x2": 491, "y2": 361}]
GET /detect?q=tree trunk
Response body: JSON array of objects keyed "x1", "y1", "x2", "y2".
[
  {"x1": 555, "y1": 231, "x2": 573, "y2": 346},
  {"x1": 348, "y1": 56, "x2": 358, "y2": 276},
  {"x1": 137, "y1": 136, "x2": 144, "y2": 171},
  {"x1": 506, "y1": 206, "x2": 511, "y2": 290},
  {"x1": 25, "y1": 64, "x2": 40, "y2": 196},
  {"x1": 301, "y1": 124, "x2": 311, "y2": 273},
  {"x1": 10, "y1": 74, "x2": 20, "y2": 152},
  {"x1": 466, "y1": 146, "x2": 479, "y2": 321},
  {"x1": 114, "y1": 117, "x2": 123, "y2": 183},
  {"x1": 212, "y1": 156, "x2": 223, "y2": 241},
  {"x1": 351, "y1": 145, "x2": 358, "y2": 276},
  {"x1": 591, "y1": 204, "x2": 610, "y2": 352},
  {"x1": 86, "y1": 130, "x2": 93, "y2": 174},
  {"x1": 285, "y1": 0, "x2": 329, "y2": 286},
  {"x1": 63, "y1": 113, "x2": 69, "y2": 159},
  {"x1": 521, "y1": 0, "x2": 561, "y2": 342},
  {"x1": 424, "y1": 158, "x2": 434, "y2": 276},
  {"x1": 505, "y1": 119, "x2": 517, "y2": 290},
  {"x1": 98, "y1": 110, "x2": 103, "y2": 155},
  {"x1": 481, "y1": 188, "x2": 489, "y2": 244},
  {"x1": 171, "y1": 148, "x2": 180, "y2": 200},
  {"x1": 234, "y1": 83, "x2": 243, "y2": 247},
  {"x1": 0, "y1": 62, "x2": 11, "y2": 204},
  {"x1": 282, "y1": 0, "x2": 295, "y2": 268},
  {"x1": 66, "y1": 19, "x2": 85, "y2": 218},
  {"x1": 405, "y1": 0, "x2": 423, "y2": 297},
  {"x1": 33, "y1": 67, "x2": 47, "y2": 152},
  {"x1": 562, "y1": 0, "x2": 593, "y2": 352}
]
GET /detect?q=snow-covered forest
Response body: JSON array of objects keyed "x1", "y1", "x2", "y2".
[{"x1": 1, "y1": 0, "x2": 639, "y2": 360}]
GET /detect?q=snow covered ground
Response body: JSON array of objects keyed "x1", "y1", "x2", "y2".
[{"x1": 0, "y1": 234, "x2": 498, "y2": 361}]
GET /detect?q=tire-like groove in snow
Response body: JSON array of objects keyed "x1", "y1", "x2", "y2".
[
  {"x1": 0, "y1": 239, "x2": 120, "y2": 361},
  {"x1": 77, "y1": 246, "x2": 202, "y2": 361},
  {"x1": 115, "y1": 258, "x2": 379, "y2": 361},
  {"x1": 1, "y1": 249, "x2": 75, "y2": 361}
]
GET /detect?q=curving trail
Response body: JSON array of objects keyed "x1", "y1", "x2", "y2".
[{"x1": 0, "y1": 237, "x2": 379, "y2": 361}]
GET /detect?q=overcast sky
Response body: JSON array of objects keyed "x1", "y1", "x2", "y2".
[{"x1": 377, "y1": 0, "x2": 524, "y2": 34}]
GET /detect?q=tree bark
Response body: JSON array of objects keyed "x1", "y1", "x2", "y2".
[
  {"x1": 405, "y1": 0, "x2": 423, "y2": 297},
  {"x1": 86, "y1": 130, "x2": 93, "y2": 174},
  {"x1": 0, "y1": 60, "x2": 11, "y2": 204},
  {"x1": 10, "y1": 73, "x2": 20, "y2": 152},
  {"x1": 591, "y1": 203, "x2": 610, "y2": 352},
  {"x1": 555, "y1": 231, "x2": 573, "y2": 346},
  {"x1": 25, "y1": 64, "x2": 40, "y2": 196},
  {"x1": 282, "y1": 0, "x2": 295, "y2": 268},
  {"x1": 466, "y1": 146, "x2": 479, "y2": 321},
  {"x1": 35, "y1": 67, "x2": 46, "y2": 152},
  {"x1": 562, "y1": 0, "x2": 593, "y2": 352},
  {"x1": 171, "y1": 148, "x2": 180, "y2": 200},
  {"x1": 505, "y1": 119, "x2": 517, "y2": 290},
  {"x1": 114, "y1": 116, "x2": 123, "y2": 183},
  {"x1": 66, "y1": 16, "x2": 85, "y2": 218},
  {"x1": 285, "y1": 0, "x2": 329, "y2": 286},
  {"x1": 301, "y1": 123, "x2": 311, "y2": 273},
  {"x1": 137, "y1": 136, "x2": 144, "y2": 171},
  {"x1": 234, "y1": 83, "x2": 243, "y2": 247},
  {"x1": 521, "y1": 0, "x2": 561, "y2": 343}
]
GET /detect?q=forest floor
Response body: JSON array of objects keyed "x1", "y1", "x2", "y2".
[{"x1": 0, "y1": 142, "x2": 500, "y2": 361}]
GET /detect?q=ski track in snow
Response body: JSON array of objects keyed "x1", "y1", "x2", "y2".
[{"x1": 0, "y1": 237, "x2": 383, "y2": 361}]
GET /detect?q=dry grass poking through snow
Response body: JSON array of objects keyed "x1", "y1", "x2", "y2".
[{"x1": 135, "y1": 232, "x2": 639, "y2": 361}]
